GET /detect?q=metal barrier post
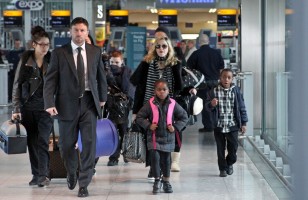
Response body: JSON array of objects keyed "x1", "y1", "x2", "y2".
[{"x1": 236, "y1": 72, "x2": 253, "y2": 136}]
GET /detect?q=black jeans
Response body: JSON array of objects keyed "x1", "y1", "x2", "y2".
[
  {"x1": 214, "y1": 130, "x2": 239, "y2": 171},
  {"x1": 150, "y1": 150, "x2": 171, "y2": 179},
  {"x1": 109, "y1": 121, "x2": 128, "y2": 161},
  {"x1": 21, "y1": 110, "x2": 53, "y2": 178}
]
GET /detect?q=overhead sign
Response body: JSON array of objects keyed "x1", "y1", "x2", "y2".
[
  {"x1": 156, "y1": 0, "x2": 216, "y2": 9},
  {"x1": 158, "y1": 10, "x2": 177, "y2": 27},
  {"x1": 15, "y1": 0, "x2": 44, "y2": 11},
  {"x1": 3, "y1": 10, "x2": 23, "y2": 28},
  {"x1": 51, "y1": 10, "x2": 71, "y2": 28}
]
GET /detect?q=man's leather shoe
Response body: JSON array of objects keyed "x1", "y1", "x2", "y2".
[
  {"x1": 219, "y1": 170, "x2": 227, "y2": 177},
  {"x1": 78, "y1": 187, "x2": 89, "y2": 197},
  {"x1": 67, "y1": 174, "x2": 77, "y2": 190}
]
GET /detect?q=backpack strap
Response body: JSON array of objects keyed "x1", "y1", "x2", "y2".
[{"x1": 149, "y1": 97, "x2": 158, "y2": 149}]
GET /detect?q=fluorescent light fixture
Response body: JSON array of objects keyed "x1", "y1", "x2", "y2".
[{"x1": 209, "y1": 8, "x2": 217, "y2": 13}]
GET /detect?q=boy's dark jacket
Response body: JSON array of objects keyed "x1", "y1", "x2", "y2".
[
  {"x1": 136, "y1": 96, "x2": 188, "y2": 152},
  {"x1": 205, "y1": 84, "x2": 248, "y2": 132}
]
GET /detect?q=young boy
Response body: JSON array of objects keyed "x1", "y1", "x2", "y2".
[
  {"x1": 136, "y1": 79, "x2": 188, "y2": 194},
  {"x1": 206, "y1": 68, "x2": 248, "y2": 177}
]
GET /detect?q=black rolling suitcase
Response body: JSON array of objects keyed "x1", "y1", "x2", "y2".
[
  {"x1": 0, "y1": 118, "x2": 27, "y2": 154},
  {"x1": 49, "y1": 127, "x2": 67, "y2": 179}
]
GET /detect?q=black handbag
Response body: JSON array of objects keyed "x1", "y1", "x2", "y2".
[
  {"x1": 122, "y1": 123, "x2": 146, "y2": 163},
  {"x1": 182, "y1": 67, "x2": 206, "y2": 89}
]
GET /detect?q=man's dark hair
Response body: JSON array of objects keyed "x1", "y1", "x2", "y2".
[
  {"x1": 70, "y1": 17, "x2": 89, "y2": 28},
  {"x1": 155, "y1": 26, "x2": 170, "y2": 38}
]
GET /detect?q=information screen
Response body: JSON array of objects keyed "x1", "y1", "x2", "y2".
[
  {"x1": 158, "y1": 15, "x2": 177, "y2": 27},
  {"x1": 4, "y1": 16, "x2": 22, "y2": 28},
  {"x1": 51, "y1": 16, "x2": 70, "y2": 28},
  {"x1": 109, "y1": 16, "x2": 128, "y2": 27},
  {"x1": 217, "y1": 15, "x2": 236, "y2": 29}
]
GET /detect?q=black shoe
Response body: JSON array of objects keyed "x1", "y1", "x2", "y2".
[
  {"x1": 78, "y1": 187, "x2": 89, "y2": 197},
  {"x1": 93, "y1": 168, "x2": 96, "y2": 175},
  {"x1": 38, "y1": 177, "x2": 50, "y2": 187},
  {"x1": 226, "y1": 165, "x2": 233, "y2": 175},
  {"x1": 152, "y1": 179, "x2": 162, "y2": 194},
  {"x1": 67, "y1": 174, "x2": 78, "y2": 190},
  {"x1": 29, "y1": 176, "x2": 38, "y2": 186},
  {"x1": 198, "y1": 128, "x2": 213, "y2": 132},
  {"x1": 123, "y1": 157, "x2": 129, "y2": 163},
  {"x1": 107, "y1": 160, "x2": 118, "y2": 166},
  {"x1": 219, "y1": 170, "x2": 227, "y2": 177},
  {"x1": 162, "y1": 180, "x2": 173, "y2": 193}
]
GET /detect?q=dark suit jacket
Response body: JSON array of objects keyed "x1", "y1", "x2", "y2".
[{"x1": 43, "y1": 43, "x2": 107, "y2": 120}]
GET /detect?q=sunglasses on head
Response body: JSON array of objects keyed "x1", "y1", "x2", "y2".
[{"x1": 155, "y1": 44, "x2": 168, "y2": 49}]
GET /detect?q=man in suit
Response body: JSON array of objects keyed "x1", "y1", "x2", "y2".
[
  {"x1": 187, "y1": 34, "x2": 224, "y2": 132},
  {"x1": 44, "y1": 17, "x2": 107, "y2": 197}
]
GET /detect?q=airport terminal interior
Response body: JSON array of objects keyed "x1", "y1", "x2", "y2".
[{"x1": 0, "y1": 0, "x2": 303, "y2": 199}]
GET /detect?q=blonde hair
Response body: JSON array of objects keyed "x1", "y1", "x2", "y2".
[{"x1": 144, "y1": 37, "x2": 178, "y2": 66}]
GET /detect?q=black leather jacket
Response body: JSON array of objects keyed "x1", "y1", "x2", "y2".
[{"x1": 12, "y1": 51, "x2": 50, "y2": 113}]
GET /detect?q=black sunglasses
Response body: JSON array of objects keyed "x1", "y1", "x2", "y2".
[{"x1": 155, "y1": 44, "x2": 168, "y2": 49}]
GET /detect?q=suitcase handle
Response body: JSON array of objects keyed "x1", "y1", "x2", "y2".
[{"x1": 10, "y1": 118, "x2": 21, "y2": 136}]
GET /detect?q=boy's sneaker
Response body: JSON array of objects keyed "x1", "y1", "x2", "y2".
[
  {"x1": 219, "y1": 170, "x2": 227, "y2": 177},
  {"x1": 107, "y1": 160, "x2": 118, "y2": 166},
  {"x1": 226, "y1": 165, "x2": 233, "y2": 175},
  {"x1": 38, "y1": 177, "x2": 50, "y2": 187},
  {"x1": 152, "y1": 179, "x2": 162, "y2": 194},
  {"x1": 162, "y1": 180, "x2": 173, "y2": 193}
]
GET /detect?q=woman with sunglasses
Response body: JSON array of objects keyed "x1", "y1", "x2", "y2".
[
  {"x1": 12, "y1": 26, "x2": 53, "y2": 187},
  {"x1": 130, "y1": 36, "x2": 184, "y2": 181}
]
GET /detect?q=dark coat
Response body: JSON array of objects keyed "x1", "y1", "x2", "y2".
[
  {"x1": 136, "y1": 96, "x2": 188, "y2": 152},
  {"x1": 130, "y1": 60, "x2": 183, "y2": 114},
  {"x1": 12, "y1": 50, "x2": 50, "y2": 113},
  {"x1": 187, "y1": 44, "x2": 224, "y2": 81},
  {"x1": 43, "y1": 43, "x2": 107, "y2": 120},
  {"x1": 205, "y1": 84, "x2": 248, "y2": 131}
]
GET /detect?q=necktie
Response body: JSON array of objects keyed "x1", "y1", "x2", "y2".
[{"x1": 77, "y1": 47, "x2": 85, "y2": 97}]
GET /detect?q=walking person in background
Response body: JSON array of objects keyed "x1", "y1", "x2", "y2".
[
  {"x1": 7, "y1": 39, "x2": 25, "y2": 102},
  {"x1": 12, "y1": 26, "x2": 53, "y2": 187},
  {"x1": 105, "y1": 50, "x2": 135, "y2": 166},
  {"x1": 136, "y1": 79, "x2": 188, "y2": 194},
  {"x1": 185, "y1": 39, "x2": 197, "y2": 62},
  {"x1": 130, "y1": 36, "x2": 183, "y2": 181},
  {"x1": 187, "y1": 33, "x2": 224, "y2": 132},
  {"x1": 205, "y1": 69, "x2": 248, "y2": 177},
  {"x1": 180, "y1": 39, "x2": 188, "y2": 58},
  {"x1": 43, "y1": 17, "x2": 107, "y2": 197}
]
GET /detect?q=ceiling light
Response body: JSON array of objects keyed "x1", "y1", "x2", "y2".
[{"x1": 209, "y1": 8, "x2": 216, "y2": 13}]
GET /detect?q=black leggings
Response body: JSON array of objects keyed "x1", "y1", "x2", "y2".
[{"x1": 150, "y1": 150, "x2": 171, "y2": 179}]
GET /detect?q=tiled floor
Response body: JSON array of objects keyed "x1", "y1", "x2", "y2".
[{"x1": 0, "y1": 112, "x2": 288, "y2": 200}]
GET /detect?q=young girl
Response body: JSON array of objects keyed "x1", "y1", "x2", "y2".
[
  {"x1": 205, "y1": 68, "x2": 248, "y2": 177},
  {"x1": 136, "y1": 79, "x2": 188, "y2": 194}
]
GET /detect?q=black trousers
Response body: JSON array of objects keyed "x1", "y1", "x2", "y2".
[
  {"x1": 58, "y1": 92, "x2": 97, "y2": 188},
  {"x1": 150, "y1": 149, "x2": 171, "y2": 179},
  {"x1": 21, "y1": 110, "x2": 53, "y2": 178},
  {"x1": 109, "y1": 121, "x2": 128, "y2": 161},
  {"x1": 214, "y1": 130, "x2": 239, "y2": 171}
]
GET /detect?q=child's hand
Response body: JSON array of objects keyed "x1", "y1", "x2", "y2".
[
  {"x1": 167, "y1": 124, "x2": 175, "y2": 132},
  {"x1": 240, "y1": 126, "x2": 247, "y2": 134},
  {"x1": 211, "y1": 98, "x2": 218, "y2": 107},
  {"x1": 150, "y1": 123, "x2": 158, "y2": 131}
]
